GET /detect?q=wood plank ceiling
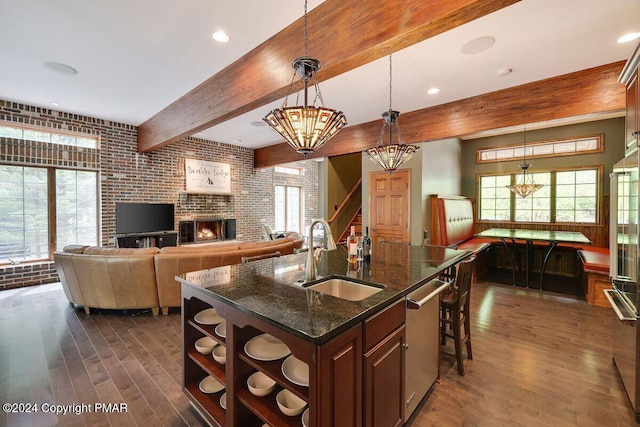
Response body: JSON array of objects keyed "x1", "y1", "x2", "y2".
[
  {"x1": 254, "y1": 61, "x2": 626, "y2": 168},
  {"x1": 137, "y1": 0, "x2": 520, "y2": 153}
]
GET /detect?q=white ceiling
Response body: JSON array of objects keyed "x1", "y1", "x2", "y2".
[{"x1": 1, "y1": 0, "x2": 639, "y2": 150}]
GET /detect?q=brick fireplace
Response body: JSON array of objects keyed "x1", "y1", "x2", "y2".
[{"x1": 179, "y1": 219, "x2": 236, "y2": 244}]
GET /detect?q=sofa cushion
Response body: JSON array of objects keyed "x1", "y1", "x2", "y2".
[
  {"x1": 63, "y1": 245, "x2": 89, "y2": 254},
  {"x1": 577, "y1": 248, "x2": 609, "y2": 274},
  {"x1": 83, "y1": 246, "x2": 160, "y2": 255}
]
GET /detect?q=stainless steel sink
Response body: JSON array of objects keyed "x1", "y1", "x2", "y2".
[{"x1": 304, "y1": 278, "x2": 383, "y2": 301}]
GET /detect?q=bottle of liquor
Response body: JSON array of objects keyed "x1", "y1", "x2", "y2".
[
  {"x1": 362, "y1": 226, "x2": 372, "y2": 263},
  {"x1": 346, "y1": 226, "x2": 358, "y2": 264}
]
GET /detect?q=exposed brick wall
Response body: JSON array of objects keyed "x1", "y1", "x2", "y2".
[
  {"x1": 0, "y1": 263, "x2": 59, "y2": 289},
  {"x1": 0, "y1": 100, "x2": 317, "y2": 289}
]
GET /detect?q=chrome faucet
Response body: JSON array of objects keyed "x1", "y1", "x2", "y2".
[{"x1": 306, "y1": 218, "x2": 337, "y2": 282}]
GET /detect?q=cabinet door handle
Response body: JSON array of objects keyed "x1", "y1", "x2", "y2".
[
  {"x1": 403, "y1": 343, "x2": 409, "y2": 349},
  {"x1": 633, "y1": 131, "x2": 639, "y2": 137}
]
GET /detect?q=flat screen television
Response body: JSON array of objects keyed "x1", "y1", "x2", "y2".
[{"x1": 116, "y1": 203, "x2": 175, "y2": 234}]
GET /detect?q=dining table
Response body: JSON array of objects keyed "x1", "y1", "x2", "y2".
[{"x1": 475, "y1": 228, "x2": 592, "y2": 290}]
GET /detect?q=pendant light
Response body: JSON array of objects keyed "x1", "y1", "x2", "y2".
[
  {"x1": 506, "y1": 128, "x2": 543, "y2": 198},
  {"x1": 263, "y1": 0, "x2": 347, "y2": 156},
  {"x1": 364, "y1": 54, "x2": 419, "y2": 173}
]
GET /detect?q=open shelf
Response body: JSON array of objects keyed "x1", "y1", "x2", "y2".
[
  {"x1": 188, "y1": 319, "x2": 227, "y2": 346},
  {"x1": 237, "y1": 388, "x2": 306, "y2": 427},
  {"x1": 238, "y1": 353, "x2": 308, "y2": 402},
  {"x1": 187, "y1": 348, "x2": 226, "y2": 384},
  {"x1": 185, "y1": 383, "x2": 226, "y2": 427}
]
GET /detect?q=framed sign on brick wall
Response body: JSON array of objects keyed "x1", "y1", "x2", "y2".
[{"x1": 185, "y1": 158, "x2": 231, "y2": 194}]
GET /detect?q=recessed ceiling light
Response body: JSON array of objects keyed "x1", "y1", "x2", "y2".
[
  {"x1": 212, "y1": 31, "x2": 230, "y2": 43},
  {"x1": 497, "y1": 68, "x2": 513, "y2": 77},
  {"x1": 43, "y1": 62, "x2": 78, "y2": 75},
  {"x1": 461, "y1": 36, "x2": 495, "y2": 55},
  {"x1": 251, "y1": 120, "x2": 267, "y2": 127},
  {"x1": 427, "y1": 87, "x2": 440, "y2": 95},
  {"x1": 618, "y1": 32, "x2": 640, "y2": 43},
  {"x1": 50, "y1": 102, "x2": 60, "y2": 107}
]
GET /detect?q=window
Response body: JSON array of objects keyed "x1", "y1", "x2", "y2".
[
  {"x1": 479, "y1": 175, "x2": 511, "y2": 220},
  {"x1": 0, "y1": 123, "x2": 99, "y2": 148},
  {"x1": 275, "y1": 185, "x2": 302, "y2": 233},
  {"x1": 56, "y1": 170, "x2": 98, "y2": 250},
  {"x1": 0, "y1": 166, "x2": 49, "y2": 263},
  {"x1": 514, "y1": 172, "x2": 551, "y2": 222},
  {"x1": 274, "y1": 166, "x2": 301, "y2": 175},
  {"x1": 479, "y1": 167, "x2": 599, "y2": 223},
  {"x1": 555, "y1": 170, "x2": 597, "y2": 223},
  {"x1": 0, "y1": 165, "x2": 99, "y2": 265},
  {"x1": 477, "y1": 135, "x2": 602, "y2": 163}
]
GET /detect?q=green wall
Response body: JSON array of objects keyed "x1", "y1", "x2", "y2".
[{"x1": 460, "y1": 118, "x2": 626, "y2": 198}]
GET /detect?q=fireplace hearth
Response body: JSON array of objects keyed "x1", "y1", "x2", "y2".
[{"x1": 179, "y1": 219, "x2": 236, "y2": 244}]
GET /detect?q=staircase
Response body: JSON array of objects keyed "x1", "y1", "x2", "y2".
[
  {"x1": 338, "y1": 209, "x2": 362, "y2": 243},
  {"x1": 328, "y1": 177, "x2": 362, "y2": 244}
]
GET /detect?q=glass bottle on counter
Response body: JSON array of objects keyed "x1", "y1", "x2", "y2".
[
  {"x1": 362, "y1": 226, "x2": 372, "y2": 263},
  {"x1": 347, "y1": 226, "x2": 358, "y2": 264}
]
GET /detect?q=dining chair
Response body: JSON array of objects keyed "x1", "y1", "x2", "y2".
[{"x1": 440, "y1": 256, "x2": 475, "y2": 376}]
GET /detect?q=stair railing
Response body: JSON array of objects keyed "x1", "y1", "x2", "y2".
[{"x1": 328, "y1": 178, "x2": 362, "y2": 242}]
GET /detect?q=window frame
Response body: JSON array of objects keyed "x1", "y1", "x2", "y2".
[
  {"x1": 0, "y1": 163, "x2": 100, "y2": 266},
  {"x1": 0, "y1": 121, "x2": 100, "y2": 149},
  {"x1": 274, "y1": 184, "x2": 303, "y2": 234},
  {"x1": 476, "y1": 134, "x2": 603, "y2": 164},
  {"x1": 274, "y1": 166, "x2": 302, "y2": 176},
  {"x1": 476, "y1": 164, "x2": 603, "y2": 225}
]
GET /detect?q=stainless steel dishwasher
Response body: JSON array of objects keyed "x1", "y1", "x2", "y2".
[{"x1": 404, "y1": 278, "x2": 451, "y2": 422}]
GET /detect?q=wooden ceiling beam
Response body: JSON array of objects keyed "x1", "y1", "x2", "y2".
[
  {"x1": 254, "y1": 61, "x2": 626, "y2": 168},
  {"x1": 137, "y1": 0, "x2": 520, "y2": 153}
]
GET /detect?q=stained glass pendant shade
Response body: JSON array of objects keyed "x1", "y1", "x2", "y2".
[
  {"x1": 365, "y1": 110, "x2": 418, "y2": 172},
  {"x1": 263, "y1": 0, "x2": 346, "y2": 156},
  {"x1": 364, "y1": 55, "x2": 419, "y2": 173},
  {"x1": 264, "y1": 57, "x2": 346, "y2": 156}
]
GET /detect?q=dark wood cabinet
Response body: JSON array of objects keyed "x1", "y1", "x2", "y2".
[
  {"x1": 116, "y1": 231, "x2": 177, "y2": 248},
  {"x1": 182, "y1": 284, "x2": 372, "y2": 427},
  {"x1": 625, "y1": 70, "x2": 638, "y2": 151},
  {"x1": 364, "y1": 326, "x2": 406, "y2": 427},
  {"x1": 621, "y1": 41, "x2": 640, "y2": 153},
  {"x1": 317, "y1": 324, "x2": 362, "y2": 427},
  {"x1": 363, "y1": 299, "x2": 406, "y2": 427}
]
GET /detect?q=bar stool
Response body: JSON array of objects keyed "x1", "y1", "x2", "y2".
[{"x1": 440, "y1": 256, "x2": 475, "y2": 376}]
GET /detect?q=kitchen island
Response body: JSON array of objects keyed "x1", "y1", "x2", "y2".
[{"x1": 177, "y1": 243, "x2": 471, "y2": 427}]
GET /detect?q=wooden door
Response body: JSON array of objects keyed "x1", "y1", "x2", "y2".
[{"x1": 369, "y1": 170, "x2": 410, "y2": 243}]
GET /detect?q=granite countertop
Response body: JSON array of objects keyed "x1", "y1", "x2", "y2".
[{"x1": 176, "y1": 243, "x2": 471, "y2": 344}]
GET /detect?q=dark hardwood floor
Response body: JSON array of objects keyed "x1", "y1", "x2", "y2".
[{"x1": 0, "y1": 280, "x2": 636, "y2": 426}]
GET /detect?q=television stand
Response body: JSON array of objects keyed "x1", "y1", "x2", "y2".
[{"x1": 115, "y1": 231, "x2": 178, "y2": 248}]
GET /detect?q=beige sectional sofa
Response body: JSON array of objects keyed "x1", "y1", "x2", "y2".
[{"x1": 54, "y1": 237, "x2": 304, "y2": 315}]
